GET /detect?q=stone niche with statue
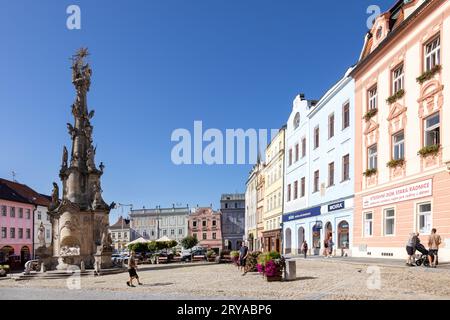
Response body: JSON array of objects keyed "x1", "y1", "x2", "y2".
[{"x1": 47, "y1": 48, "x2": 115, "y2": 271}]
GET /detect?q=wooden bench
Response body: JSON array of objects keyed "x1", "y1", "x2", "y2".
[
  {"x1": 158, "y1": 256, "x2": 169, "y2": 264},
  {"x1": 220, "y1": 255, "x2": 232, "y2": 263},
  {"x1": 193, "y1": 255, "x2": 206, "y2": 262},
  {"x1": 172, "y1": 256, "x2": 181, "y2": 263}
]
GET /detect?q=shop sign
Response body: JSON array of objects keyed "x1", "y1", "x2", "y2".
[
  {"x1": 283, "y1": 206, "x2": 321, "y2": 223},
  {"x1": 363, "y1": 179, "x2": 432, "y2": 209},
  {"x1": 328, "y1": 201, "x2": 345, "y2": 212}
]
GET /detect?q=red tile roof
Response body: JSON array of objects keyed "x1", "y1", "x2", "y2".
[
  {"x1": 0, "y1": 178, "x2": 51, "y2": 207},
  {"x1": 110, "y1": 216, "x2": 130, "y2": 229}
]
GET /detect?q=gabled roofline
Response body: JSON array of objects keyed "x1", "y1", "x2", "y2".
[{"x1": 351, "y1": 0, "x2": 438, "y2": 78}]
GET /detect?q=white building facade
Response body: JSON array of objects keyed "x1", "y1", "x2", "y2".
[
  {"x1": 130, "y1": 206, "x2": 189, "y2": 242},
  {"x1": 34, "y1": 205, "x2": 52, "y2": 256},
  {"x1": 283, "y1": 69, "x2": 355, "y2": 256}
]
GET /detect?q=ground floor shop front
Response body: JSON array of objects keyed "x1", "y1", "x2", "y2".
[
  {"x1": 353, "y1": 174, "x2": 450, "y2": 262},
  {"x1": 282, "y1": 197, "x2": 353, "y2": 257},
  {"x1": 262, "y1": 229, "x2": 281, "y2": 253},
  {"x1": 0, "y1": 243, "x2": 32, "y2": 269}
]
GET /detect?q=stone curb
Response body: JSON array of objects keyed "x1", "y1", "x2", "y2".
[{"x1": 291, "y1": 257, "x2": 450, "y2": 270}]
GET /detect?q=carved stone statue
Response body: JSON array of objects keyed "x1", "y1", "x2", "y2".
[
  {"x1": 91, "y1": 182, "x2": 106, "y2": 210},
  {"x1": 86, "y1": 146, "x2": 96, "y2": 170},
  {"x1": 49, "y1": 182, "x2": 60, "y2": 210},
  {"x1": 60, "y1": 245, "x2": 80, "y2": 257},
  {"x1": 84, "y1": 125, "x2": 93, "y2": 143},
  {"x1": 62, "y1": 146, "x2": 68, "y2": 169},
  {"x1": 67, "y1": 123, "x2": 77, "y2": 138},
  {"x1": 38, "y1": 222, "x2": 46, "y2": 248}
]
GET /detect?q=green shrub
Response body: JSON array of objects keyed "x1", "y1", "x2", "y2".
[
  {"x1": 416, "y1": 65, "x2": 441, "y2": 84},
  {"x1": 181, "y1": 236, "x2": 199, "y2": 251},
  {"x1": 386, "y1": 158, "x2": 405, "y2": 168},
  {"x1": 418, "y1": 144, "x2": 441, "y2": 157},
  {"x1": 245, "y1": 251, "x2": 262, "y2": 272},
  {"x1": 363, "y1": 108, "x2": 378, "y2": 121},
  {"x1": 363, "y1": 168, "x2": 377, "y2": 177},
  {"x1": 230, "y1": 251, "x2": 240, "y2": 258},
  {"x1": 386, "y1": 89, "x2": 405, "y2": 105}
]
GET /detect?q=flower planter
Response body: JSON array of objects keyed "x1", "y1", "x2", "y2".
[{"x1": 266, "y1": 273, "x2": 283, "y2": 282}]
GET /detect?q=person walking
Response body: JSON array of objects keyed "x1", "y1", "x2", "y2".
[
  {"x1": 406, "y1": 232, "x2": 418, "y2": 266},
  {"x1": 301, "y1": 241, "x2": 308, "y2": 259},
  {"x1": 126, "y1": 251, "x2": 143, "y2": 287},
  {"x1": 239, "y1": 242, "x2": 249, "y2": 275},
  {"x1": 323, "y1": 237, "x2": 329, "y2": 257},
  {"x1": 327, "y1": 236, "x2": 334, "y2": 258},
  {"x1": 428, "y1": 228, "x2": 441, "y2": 268}
]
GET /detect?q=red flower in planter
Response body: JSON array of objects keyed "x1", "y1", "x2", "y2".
[
  {"x1": 264, "y1": 260, "x2": 278, "y2": 277},
  {"x1": 256, "y1": 263, "x2": 264, "y2": 274}
]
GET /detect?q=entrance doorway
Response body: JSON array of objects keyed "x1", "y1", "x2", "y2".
[
  {"x1": 20, "y1": 246, "x2": 31, "y2": 265},
  {"x1": 338, "y1": 221, "x2": 350, "y2": 249},
  {"x1": 0, "y1": 246, "x2": 14, "y2": 264},
  {"x1": 285, "y1": 228, "x2": 292, "y2": 254},
  {"x1": 312, "y1": 222, "x2": 322, "y2": 255},
  {"x1": 325, "y1": 222, "x2": 332, "y2": 240}
]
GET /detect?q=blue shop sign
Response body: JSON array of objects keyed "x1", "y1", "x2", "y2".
[
  {"x1": 283, "y1": 206, "x2": 321, "y2": 223},
  {"x1": 328, "y1": 201, "x2": 345, "y2": 212}
]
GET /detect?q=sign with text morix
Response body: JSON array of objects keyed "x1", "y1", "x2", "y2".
[
  {"x1": 363, "y1": 179, "x2": 432, "y2": 209},
  {"x1": 328, "y1": 201, "x2": 345, "y2": 212}
]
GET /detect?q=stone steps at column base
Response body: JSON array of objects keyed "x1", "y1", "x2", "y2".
[{"x1": 11, "y1": 267, "x2": 126, "y2": 281}]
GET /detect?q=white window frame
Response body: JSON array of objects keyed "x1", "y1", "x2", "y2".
[
  {"x1": 313, "y1": 170, "x2": 320, "y2": 193},
  {"x1": 368, "y1": 86, "x2": 378, "y2": 110},
  {"x1": 328, "y1": 113, "x2": 335, "y2": 139},
  {"x1": 392, "y1": 64, "x2": 404, "y2": 94},
  {"x1": 301, "y1": 137, "x2": 306, "y2": 158},
  {"x1": 416, "y1": 201, "x2": 432, "y2": 235},
  {"x1": 392, "y1": 131, "x2": 405, "y2": 160},
  {"x1": 363, "y1": 212, "x2": 373, "y2": 237},
  {"x1": 342, "y1": 154, "x2": 350, "y2": 182},
  {"x1": 425, "y1": 36, "x2": 440, "y2": 72},
  {"x1": 342, "y1": 102, "x2": 350, "y2": 130},
  {"x1": 368, "y1": 144, "x2": 378, "y2": 170},
  {"x1": 314, "y1": 126, "x2": 320, "y2": 149},
  {"x1": 383, "y1": 207, "x2": 396, "y2": 236},
  {"x1": 424, "y1": 113, "x2": 440, "y2": 147}
]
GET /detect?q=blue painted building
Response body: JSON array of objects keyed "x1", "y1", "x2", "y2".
[{"x1": 283, "y1": 68, "x2": 355, "y2": 256}]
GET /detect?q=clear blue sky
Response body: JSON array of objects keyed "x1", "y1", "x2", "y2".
[{"x1": 0, "y1": 0, "x2": 393, "y2": 223}]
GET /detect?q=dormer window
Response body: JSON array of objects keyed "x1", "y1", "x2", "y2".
[{"x1": 376, "y1": 27, "x2": 383, "y2": 39}]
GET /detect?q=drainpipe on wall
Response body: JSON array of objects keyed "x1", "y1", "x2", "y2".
[{"x1": 32, "y1": 206, "x2": 36, "y2": 260}]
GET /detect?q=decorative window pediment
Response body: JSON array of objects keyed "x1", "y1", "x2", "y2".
[
  {"x1": 364, "y1": 119, "x2": 379, "y2": 135},
  {"x1": 387, "y1": 103, "x2": 407, "y2": 121}
]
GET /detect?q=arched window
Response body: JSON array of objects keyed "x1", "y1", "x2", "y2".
[
  {"x1": 285, "y1": 228, "x2": 292, "y2": 254},
  {"x1": 297, "y1": 227, "x2": 305, "y2": 254},
  {"x1": 293, "y1": 113, "x2": 300, "y2": 129}
]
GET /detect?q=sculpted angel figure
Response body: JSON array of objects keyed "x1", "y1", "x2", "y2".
[
  {"x1": 61, "y1": 146, "x2": 68, "y2": 168},
  {"x1": 50, "y1": 182, "x2": 60, "y2": 207}
]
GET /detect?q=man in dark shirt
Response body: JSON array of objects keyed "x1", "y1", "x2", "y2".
[{"x1": 239, "y1": 243, "x2": 249, "y2": 274}]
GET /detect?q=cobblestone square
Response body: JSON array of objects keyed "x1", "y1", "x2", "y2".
[{"x1": 1, "y1": 259, "x2": 450, "y2": 300}]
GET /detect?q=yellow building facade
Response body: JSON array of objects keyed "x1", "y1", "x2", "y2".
[{"x1": 262, "y1": 127, "x2": 285, "y2": 253}]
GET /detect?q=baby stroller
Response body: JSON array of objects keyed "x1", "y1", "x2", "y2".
[{"x1": 415, "y1": 243, "x2": 430, "y2": 267}]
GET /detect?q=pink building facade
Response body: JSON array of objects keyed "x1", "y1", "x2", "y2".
[
  {"x1": 188, "y1": 207, "x2": 223, "y2": 253},
  {"x1": 352, "y1": 0, "x2": 450, "y2": 261},
  {"x1": 0, "y1": 182, "x2": 34, "y2": 267}
]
